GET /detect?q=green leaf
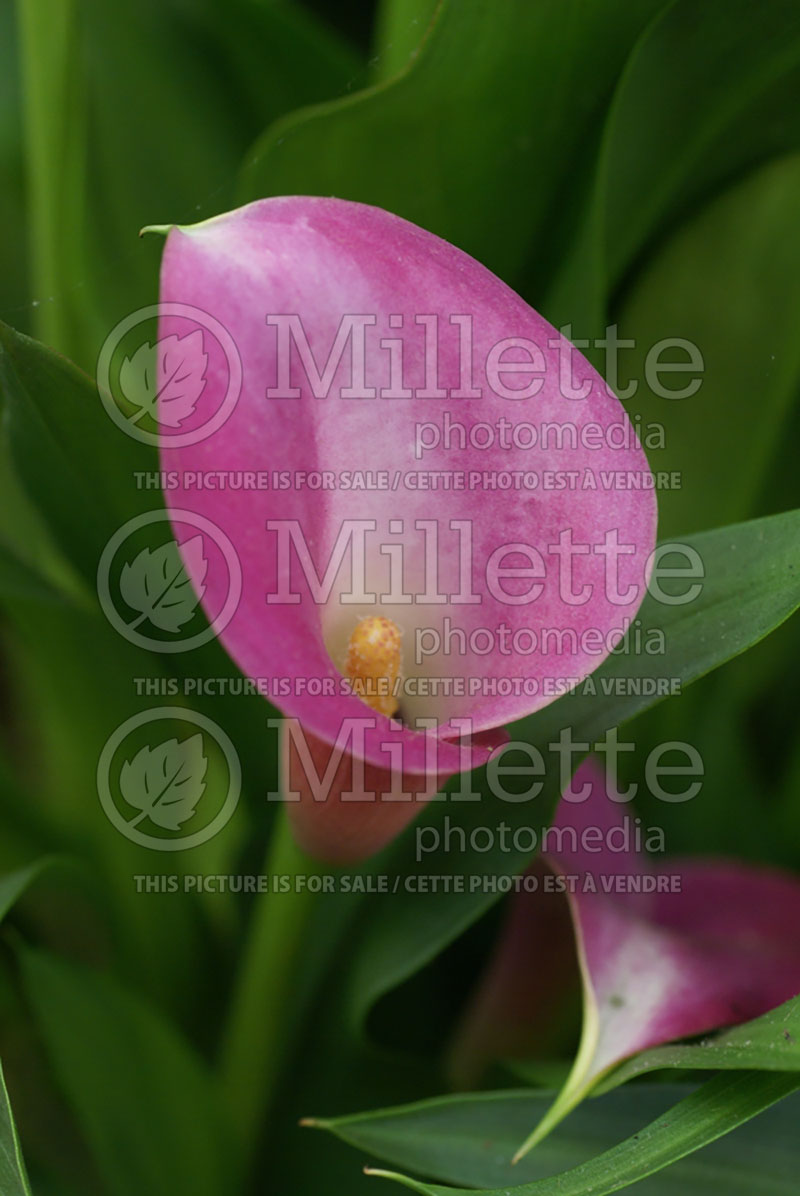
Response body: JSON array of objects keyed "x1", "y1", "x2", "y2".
[
  {"x1": 0, "y1": 865, "x2": 57, "y2": 1196},
  {"x1": 0, "y1": 415, "x2": 84, "y2": 602},
  {"x1": 353, "y1": 1073, "x2": 800, "y2": 1195},
  {"x1": 0, "y1": 319, "x2": 272, "y2": 826},
  {"x1": 192, "y1": 0, "x2": 362, "y2": 127},
  {"x1": 0, "y1": 318, "x2": 154, "y2": 587},
  {"x1": 0, "y1": 759, "x2": 65, "y2": 872},
  {"x1": 0, "y1": 861, "x2": 49, "y2": 923},
  {"x1": 19, "y1": 0, "x2": 361, "y2": 367},
  {"x1": 598, "y1": 994, "x2": 800, "y2": 1092},
  {"x1": 342, "y1": 510, "x2": 800, "y2": 1037},
  {"x1": 240, "y1": 0, "x2": 666, "y2": 287},
  {"x1": 372, "y1": 0, "x2": 441, "y2": 81},
  {"x1": 0, "y1": 540, "x2": 75, "y2": 607},
  {"x1": 602, "y1": 153, "x2": 800, "y2": 872},
  {"x1": 2, "y1": 592, "x2": 231, "y2": 1014},
  {"x1": 19, "y1": 948, "x2": 237, "y2": 1196},
  {"x1": 617, "y1": 152, "x2": 800, "y2": 539},
  {"x1": 522, "y1": 508, "x2": 800, "y2": 749},
  {"x1": 0, "y1": 324, "x2": 273, "y2": 998},
  {"x1": 548, "y1": 0, "x2": 800, "y2": 332},
  {"x1": 0, "y1": 1059, "x2": 33, "y2": 1196}
]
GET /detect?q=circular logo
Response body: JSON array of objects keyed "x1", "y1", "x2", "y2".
[
  {"x1": 97, "y1": 508, "x2": 242, "y2": 653},
  {"x1": 97, "y1": 707, "x2": 241, "y2": 851},
  {"x1": 96, "y1": 302, "x2": 242, "y2": 447}
]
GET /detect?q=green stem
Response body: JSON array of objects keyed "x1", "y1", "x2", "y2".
[
  {"x1": 17, "y1": 0, "x2": 85, "y2": 354},
  {"x1": 220, "y1": 806, "x2": 320, "y2": 1165}
]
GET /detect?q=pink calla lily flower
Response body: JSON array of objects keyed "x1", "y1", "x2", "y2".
[
  {"x1": 157, "y1": 198, "x2": 656, "y2": 861},
  {"x1": 451, "y1": 758, "x2": 800, "y2": 1157}
]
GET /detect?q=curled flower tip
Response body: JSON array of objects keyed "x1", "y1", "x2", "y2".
[
  {"x1": 344, "y1": 616, "x2": 403, "y2": 718},
  {"x1": 139, "y1": 223, "x2": 175, "y2": 238}
]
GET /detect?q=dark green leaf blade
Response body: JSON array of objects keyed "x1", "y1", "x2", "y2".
[
  {"x1": 240, "y1": 0, "x2": 666, "y2": 287},
  {"x1": 0, "y1": 1060, "x2": 33, "y2": 1196},
  {"x1": 19, "y1": 948, "x2": 237, "y2": 1196},
  {"x1": 522, "y1": 508, "x2": 800, "y2": 748},
  {"x1": 0, "y1": 318, "x2": 154, "y2": 586},
  {"x1": 351, "y1": 1074, "x2": 800, "y2": 1195},
  {"x1": 372, "y1": 0, "x2": 441, "y2": 81},
  {"x1": 549, "y1": 0, "x2": 800, "y2": 332},
  {"x1": 617, "y1": 153, "x2": 800, "y2": 540},
  {"x1": 317, "y1": 1083, "x2": 800, "y2": 1191},
  {"x1": 0, "y1": 861, "x2": 50, "y2": 923},
  {"x1": 0, "y1": 864, "x2": 55, "y2": 1195},
  {"x1": 29, "y1": 0, "x2": 363, "y2": 367}
]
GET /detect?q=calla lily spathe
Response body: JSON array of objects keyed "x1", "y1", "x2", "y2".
[
  {"x1": 452, "y1": 758, "x2": 800, "y2": 1156},
  {"x1": 157, "y1": 197, "x2": 657, "y2": 860}
]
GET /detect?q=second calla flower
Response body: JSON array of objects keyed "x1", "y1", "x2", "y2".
[{"x1": 156, "y1": 197, "x2": 657, "y2": 861}]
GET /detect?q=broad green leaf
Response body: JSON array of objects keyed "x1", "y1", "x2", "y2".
[
  {"x1": 0, "y1": 541, "x2": 70, "y2": 606},
  {"x1": 0, "y1": 318, "x2": 154, "y2": 586},
  {"x1": 598, "y1": 995, "x2": 800, "y2": 1092},
  {"x1": 0, "y1": 1059, "x2": 33, "y2": 1196},
  {"x1": 372, "y1": 0, "x2": 441, "y2": 80},
  {"x1": 618, "y1": 153, "x2": 800, "y2": 539},
  {"x1": 3, "y1": 592, "x2": 236, "y2": 1014},
  {"x1": 0, "y1": 861, "x2": 49, "y2": 923},
  {"x1": 548, "y1": 0, "x2": 800, "y2": 333},
  {"x1": 521, "y1": 510, "x2": 800, "y2": 748},
  {"x1": 0, "y1": 325, "x2": 271, "y2": 1005},
  {"x1": 0, "y1": 760, "x2": 65, "y2": 872},
  {"x1": 0, "y1": 866, "x2": 69, "y2": 1195},
  {"x1": 0, "y1": 319, "x2": 274, "y2": 858},
  {"x1": 187, "y1": 0, "x2": 362, "y2": 130},
  {"x1": 20, "y1": 0, "x2": 361, "y2": 367},
  {"x1": 0, "y1": 331, "x2": 237, "y2": 980},
  {"x1": 342, "y1": 511, "x2": 800, "y2": 1036},
  {"x1": 19, "y1": 948, "x2": 237, "y2": 1196},
  {"x1": 240, "y1": 0, "x2": 666, "y2": 287},
  {"x1": 314, "y1": 1083, "x2": 800, "y2": 1192},
  {"x1": 0, "y1": 419, "x2": 83, "y2": 601},
  {"x1": 356, "y1": 1073, "x2": 800, "y2": 1195},
  {"x1": 606, "y1": 154, "x2": 800, "y2": 858}
]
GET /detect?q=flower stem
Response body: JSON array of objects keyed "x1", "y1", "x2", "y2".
[
  {"x1": 17, "y1": 0, "x2": 86, "y2": 355},
  {"x1": 219, "y1": 806, "x2": 320, "y2": 1166}
]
